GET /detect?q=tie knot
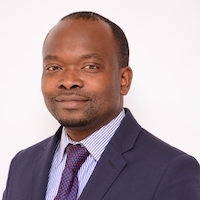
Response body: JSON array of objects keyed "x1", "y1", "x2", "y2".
[{"x1": 66, "y1": 144, "x2": 89, "y2": 171}]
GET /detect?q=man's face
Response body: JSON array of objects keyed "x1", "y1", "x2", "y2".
[{"x1": 42, "y1": 19, "x2": 131, "y2": 139}]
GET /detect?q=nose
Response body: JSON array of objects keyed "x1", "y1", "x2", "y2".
[{"x1": 57, "y1": 67, "x2": 84, "y2": 90}]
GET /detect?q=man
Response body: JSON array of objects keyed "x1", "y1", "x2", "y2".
[{"x1": 3, "y1": 11, "x2": 200, "y2": 200}]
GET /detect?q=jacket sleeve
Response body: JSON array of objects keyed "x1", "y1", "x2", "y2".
[
  {"x1": 153, "y1": 154, "x2": 200, "y2": 200},
  {"x1": 1, "y1": 150, "x2": 33, "y2": 200},
  {"x1": 2, "y1": 191, "x2": 6, "y2": 200}
]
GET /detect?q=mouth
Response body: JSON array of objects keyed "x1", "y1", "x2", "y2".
[{"x1": 55, "y1": 95, "x2": 89, "y2": 109}]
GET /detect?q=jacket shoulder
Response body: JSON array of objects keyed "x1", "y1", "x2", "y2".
[{"x1": 12, "y1": 136, "x2": 53, "y2": 163}]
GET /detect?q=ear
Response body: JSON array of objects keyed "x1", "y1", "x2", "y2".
[{"x1": 120, "y1": 66, "x2": 133, "y2": 95}]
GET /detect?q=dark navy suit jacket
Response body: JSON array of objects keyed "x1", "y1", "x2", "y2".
[{"x1": 3, "y1": 109, "x2": 200, "y2": 199}]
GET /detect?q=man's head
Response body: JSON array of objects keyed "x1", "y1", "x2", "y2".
[{"x1": 42, "y1": 11, "x2": 132, "y2": 141}]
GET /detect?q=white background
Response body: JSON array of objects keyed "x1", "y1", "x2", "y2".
[{"x1": 0, "y1": 0, "x2": 200, "y2": 196}]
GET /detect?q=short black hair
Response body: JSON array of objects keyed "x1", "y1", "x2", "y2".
[{"x1": 60, "y1": 11, "x2": 129, "y2": 68}]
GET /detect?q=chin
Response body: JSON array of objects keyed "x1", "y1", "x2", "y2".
[{"x1": 58, "y1": 117, "x2": 94, "y2": 128}]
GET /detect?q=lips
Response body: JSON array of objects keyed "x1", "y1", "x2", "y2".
[
  {"x1": 55, "y1": 94, "x2": 89, "y2": 109},
  {"x1": 55, "y1": 94, "x2": 89, "y2": 101}
]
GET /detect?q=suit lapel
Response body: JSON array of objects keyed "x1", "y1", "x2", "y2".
[
  {"x1": 30, "y1": 126, "x2": 62, "y2": 200},
  {"x1": 79, "y1": 143, "x2": 127, "y2": 200},
  {"x1": 79, "y1": 109, "x2": 141, "y2": 200}
]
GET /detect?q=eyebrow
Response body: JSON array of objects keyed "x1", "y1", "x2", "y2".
[
  {"x1": 43, "y1": 53, "x2": 105, "y2": 63},
  {"x1": 80, "y1": 53, "x2": 104, "y2": 61},
  {"x1": 43, "y1": 55, "x2": 59, "y2": 62}
]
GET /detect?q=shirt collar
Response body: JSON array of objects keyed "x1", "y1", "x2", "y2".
[{"x1": 57, "y1": 109, "x2": 125, "y2": 166}]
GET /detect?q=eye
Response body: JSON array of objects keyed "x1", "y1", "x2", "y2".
[
  {"x1": 47, "y1": 66, "x2": 60, "y2": 71},
  {"x1": 84, "y1": 65, "x2": 98, "y2": 70}
]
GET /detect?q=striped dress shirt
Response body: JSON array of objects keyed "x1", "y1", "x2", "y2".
[{"x1": 45, "y1": 109, "x2": 125, "y2": 200}]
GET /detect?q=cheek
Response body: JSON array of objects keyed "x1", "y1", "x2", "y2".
[
  {"x1": 41, "y1": 81, "x2": 55, "y2": 110},
  {"x1": 41, "y1": 77, "x2": 54, "y2": 97},
  {"x1": 92, "y1": 77, "x2": 120, "y2": 103},
  {"x1": 41, "y1": 79, "x2": 56, "y2": 114}
]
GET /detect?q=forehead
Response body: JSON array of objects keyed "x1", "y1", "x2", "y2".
[
  {"x1": 43, "y1": 19, "x2": 116, "y2": 59},
  {"x1": 51, "y1": 18, "x2": 112, "y2": 36}
]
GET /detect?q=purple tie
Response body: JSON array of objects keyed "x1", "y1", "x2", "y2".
[{"x1": 54, "y1": 144, "x2": 89, "y2": 200}]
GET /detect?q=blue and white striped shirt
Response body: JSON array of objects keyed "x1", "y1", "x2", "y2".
[{"x1": 45, "y1": 109, "x2": 125, "y2": 200}]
